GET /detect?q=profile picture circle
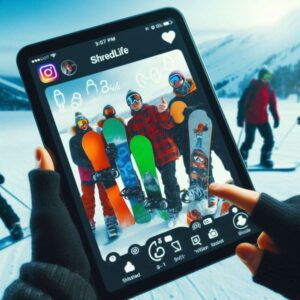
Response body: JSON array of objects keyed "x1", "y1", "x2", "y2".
[{"x1": 61, "y1": 60, "x2": 77, "y2": 76}]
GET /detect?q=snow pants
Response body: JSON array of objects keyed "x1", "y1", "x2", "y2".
[
  {"x1": 157, "y1": 161, "x2": 181, "y2": 209},
  {"x1": 0, "y1": 192, "x2": 20, "y2": 229},
  {"x1": 81, "y1": 183, "x2": 115, "y2": 221},
  {"x1": 240, "y1": 122, "x2": 274, "y2": 153}
]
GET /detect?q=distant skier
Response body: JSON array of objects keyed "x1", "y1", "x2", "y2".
[
  {"x1": 0, "y1": 173, "x2": 23, "y2": 240},
  {"x1": 237, "y1": 67, "x2": 280, "y2": 167},
  {"x1": 125, "y1": 90, "x2": 182, "y2": 216},
  {"x1": 69, "y1": 112, "x2": 118, "y2": 238}
]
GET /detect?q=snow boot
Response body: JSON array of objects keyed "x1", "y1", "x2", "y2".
[
  {"x1": 104, "y1": 215, "x2": 119, "y2": 239},
  {"x1": 260, "y1": 151, "x2": 274, "y2": 168},
  {"x1": 181, "y1": 183, "x2": 205, "y2": 203},
  {"x1": 9, "y1": 222, "x2": 23, "y2": 240},
  {"x1": 166, "y1": 188, "x2": 182, "y2": 214},
  {"x1": 166, "y1": 188, "x2": 182, "y2": 227}
]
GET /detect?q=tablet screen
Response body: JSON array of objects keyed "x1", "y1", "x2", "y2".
[{"x1": 25, "y1": 17, "x2": 256, "y2": 292}]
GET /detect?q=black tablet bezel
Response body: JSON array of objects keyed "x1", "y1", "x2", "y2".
[{"x1": 17, "y1": 7, "x2": 259, "y2": 299}]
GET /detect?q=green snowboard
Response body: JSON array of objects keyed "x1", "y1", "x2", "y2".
[
  {"x1": 102, "y1": 119, "x2": 151, "y2": 223},
  {"x1": 130, "y1": 135, "x2": 169, "y2": 221}
]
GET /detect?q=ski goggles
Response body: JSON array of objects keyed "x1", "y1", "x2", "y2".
[
  {"x1": 262, "y1": 73, "x2": 272, "y2": 80},
  {"x1": 126, "y1": 93, "x2": 142, "y2": 106},
  {"x1": 104, "y1": 107, "x2": 115, "y2": 116},
  {"x1": 169, "y1": 74, "x2": 183, "y2": 87},
  {"x1": 77, "y1": 119, "x2": 88, "y2": 127}
]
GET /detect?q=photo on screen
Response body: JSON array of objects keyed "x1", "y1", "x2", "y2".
[{"x1": 44, "y1": 49, "x2": 232, "y2": 259}]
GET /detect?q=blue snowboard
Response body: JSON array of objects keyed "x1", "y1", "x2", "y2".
[{"x1": 102, "y1": 118, "x2": 151, "y2": 223}]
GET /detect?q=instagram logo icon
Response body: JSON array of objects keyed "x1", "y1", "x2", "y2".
[{"x1": 38, "y1": 64, "x2": 58, "y2": 83}]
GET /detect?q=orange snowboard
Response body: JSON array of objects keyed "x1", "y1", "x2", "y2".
[
  {"x1": 82, "y1": 131, "x2": 135, "y2": 228},
  {"x1": 170, "y1": 100, "x2": 187, "y2": 124}
]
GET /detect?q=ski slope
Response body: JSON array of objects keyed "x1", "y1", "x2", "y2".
[
  {"x1": 198, "y1": 9, "x2": 300, "y2": 96},
  {"x1": 1, "y1": 97, "x2": 300, "y2": 299}
]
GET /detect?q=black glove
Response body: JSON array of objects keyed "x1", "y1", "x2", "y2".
[
  {"x1": 273, "y1": 119, "x2": 279, "y2": 129},
  {"x1": 106, "y1": 143, "x2": 118, "y2": 160},
  {"x1": 297, "y1": 116, "x2": 300, "y2": 125},
  {"x1": 0, "y1": 173, "x2": 4, "y2": 184},
  {"x1": 3, "y1": 170, "x2": 97, "y2": 300},
  {"x1": 250, "y1": 193, "x2": 300, "y2": 299},
  {"x1": 237, "y1": 118, "x2": 244, "y2": 128}
]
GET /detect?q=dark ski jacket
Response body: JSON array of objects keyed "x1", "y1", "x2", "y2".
[
  {"x1": 127, "y1": 104, "x2": 179, "y2": 167},
  {"x1": 237, "y1": 79, "x2": 280, "y2": 124},
  {"x1": 69, "y1": 126, "x2": 94, "y2": 184}
]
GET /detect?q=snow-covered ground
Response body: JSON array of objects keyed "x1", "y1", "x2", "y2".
[{"x1": 1, "y1": 97, "x2": 300, "y2": 299}]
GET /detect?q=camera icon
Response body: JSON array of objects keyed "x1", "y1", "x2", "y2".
[
  {"x1": 208, "y1": 228, "x2": 219, "y2": 239},
  {"x1": 39, "y1": 64, "x2": 58, "y2": 83}
]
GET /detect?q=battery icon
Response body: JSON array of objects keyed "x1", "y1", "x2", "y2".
[{"x1": 163, "y1": 20, "x2": 173, "y2": 26}]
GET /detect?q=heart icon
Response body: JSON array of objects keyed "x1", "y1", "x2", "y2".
[{"x1": 161, "y1": 31, "x2": 176, "y2": 44}]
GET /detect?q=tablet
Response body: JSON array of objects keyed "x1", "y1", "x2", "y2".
[{"x1": 17, "y1": 8, "x2": 259, "y2": 299}]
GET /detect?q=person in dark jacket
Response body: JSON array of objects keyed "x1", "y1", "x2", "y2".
[
  {"x1": 0, "y1": 173, "x2": 23, "y2": 240},
  {"x1": 3, "y1": 148, "x2": 300, "y2": 299},
  {"x1": 69, "y1": 112, "x2": 117, "y2": 235},
  {"x1": 168, "y1": 70, "x2": 201, "y2": 173},
  {"x1": 126, "y1": 90, "x2": 182, "y2": 214},
  {"x1": 237, "y1": 67, "x2": 280, "y2": 167},
  {"x1": 168, "y1": 71, "x2": 224, "y2": 214}
]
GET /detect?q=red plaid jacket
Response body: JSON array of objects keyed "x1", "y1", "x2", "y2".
[{"x1": 127, "y1": 104, "x2": 179, "y2": 167}]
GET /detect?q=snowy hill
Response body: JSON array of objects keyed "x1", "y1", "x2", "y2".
[
  {"x1": 2, "y1": 10, "x2": 300, "y2": 108},
  {"x1": 0, "y1": 77, "x2": 30, "y2": 110},
  {"x1": 198, "y1": 9, "x2": 300, "y2": 96}
]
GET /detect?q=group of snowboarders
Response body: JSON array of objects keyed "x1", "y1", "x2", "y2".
[
  {"x1": 69, "y1": 70, "x2": 228, "y2": 238},
  {"x1": 69, "y1": 66, "x2": 282, "y2": 238},
  {"x1": 0, "y1": 173, "x2": 23, "y2": 241}
]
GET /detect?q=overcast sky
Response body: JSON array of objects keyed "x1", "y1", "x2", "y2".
[{"x1": 1, "y1": 0, "x2": 300, "y2": 75}]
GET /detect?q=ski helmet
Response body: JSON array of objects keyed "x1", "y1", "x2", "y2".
[
  {"x1": 103, "y1": 104, "x2": 116, "y2": 118},
  {"x1": 126, "y1": 90, "x2": 142, "y2": 106},
  {"x1": 75, "y1": 112, "x2": 88, "y2": 127},
  {"x1": 258, "y1": 66, "x2": 272, "y2": 80},
  {"x1": 168, "y1": 70, "x2": 185, "y2": 88}
]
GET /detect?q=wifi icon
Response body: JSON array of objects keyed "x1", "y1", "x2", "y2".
[{"x1": 50, "y1": 53, "x2": 56, "y2": 58}]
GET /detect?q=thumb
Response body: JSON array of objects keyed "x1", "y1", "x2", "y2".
[
  {"x1": 35, "y1": 147, "x2": 55, "y2": 171},
  {"x1": 236, "y1": 243, "x2": 263, "y2": 275},
  {"x1": 161, "y1": 96, "x2": 166, "y2": 104}
]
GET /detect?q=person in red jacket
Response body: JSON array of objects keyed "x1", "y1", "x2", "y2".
[
  {"x1": 126, "y1": 90, "x2": 182, "y2": 215},
  {"x1": 237, "y1": 67, "x2": 280, "y2": 167}
]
